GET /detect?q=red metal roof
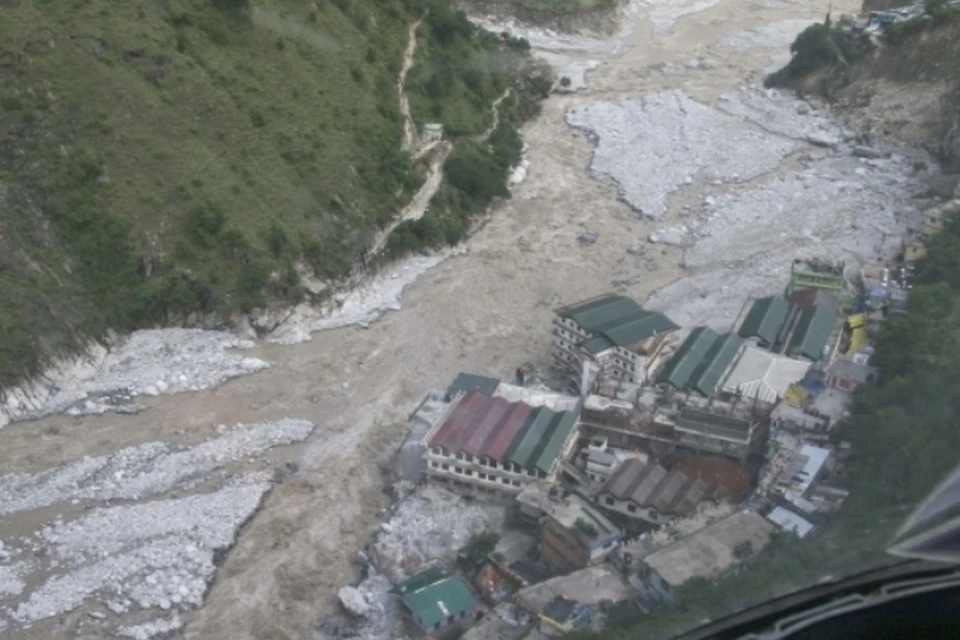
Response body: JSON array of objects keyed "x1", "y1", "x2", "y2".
[
  {"x1": 461, "y1": 397, "x2": 513, "y2": 456},
  {"x1": 429, "y1": 390, "x2": 535, "y2": 462},
  {"x1": 429, "y1": 390, "x2": 489, "y2": 450},
  {"x1": 479, "y1": 402, "x2": 534, "y2": 462}
]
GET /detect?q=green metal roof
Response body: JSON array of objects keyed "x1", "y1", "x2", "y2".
[
  {"x1": 558, "y1": 294, "x2": 677, "y2": 349},
  {"x1": 688, "y1": 333, "x2": 744, "y2": 396},
  {"x1": 788, "y1": 305, "x2": 836, "y2": 361},
  {"x1": 392, "y1": 570, "x2": 476, "y2": 629},
  {"x1": 738, "y1": 296, "x2": 789, "y2": 344},
  {"x1": 447, "y1": 372, "x2": 500, "y2": 399},
  {"x1": 581, "y1": 335, "x2": 616, "y2": 355},
  {"x1": 391, "y1": 566, "x2": 449, "y2": 596},
  {"x1": 657, "y1": 327, "x2": 719, "y2": 389},
  {"x1": 503, "y1": 407, "x2": 577, "y2": 473},
  {"x1": 557, "y1": 294, "x2": 641, "y2": 331},
  {"x1": 526, "y1": 410, "x2": 578, "y2": 474}
]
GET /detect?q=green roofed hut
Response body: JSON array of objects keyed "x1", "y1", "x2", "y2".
[
  {"x1": 445, "y1": 372, "x2": 501, "y2": 401},
  {"x1": 737, "y1": 296, "x2": 789, "y2": 346},
  {"x1": 787, "y1": 305, "x2": 836, "y2": 361},
  {"x1": 657, "y1": 328, "x2": 744, "y2": 397},
  {"x1": 390, "y1": 567, "x2": 479, "y2": 634}
]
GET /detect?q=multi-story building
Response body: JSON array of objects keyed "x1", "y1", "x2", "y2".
[
  {"x1": 422, "y1": 390, "x2": 580, "y2": 500},
  {"x1": 578, "y1": 394, "x2": 767, "y2": 465},
  {"x1": 553, "y1": 294, "x2": 677, "y2": 393},
  {"x1": 539, "y1": 492, "x2": 624, "y2": 571}
]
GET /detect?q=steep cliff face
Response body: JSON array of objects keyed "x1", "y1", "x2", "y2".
[
  {"x1": 0, "y1": 0, "x2": 543, "y2": 388},
  {"x1": 773, "y1": 9, "x2": 960, "y2": 173}
]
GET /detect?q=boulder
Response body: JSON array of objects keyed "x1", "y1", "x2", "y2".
[
  {"x1": 339, "y1": 586, "x2": 372, "y2": 617},
  {"x1": 852, "y1": 146, "x2": 886, "y2": 159}
]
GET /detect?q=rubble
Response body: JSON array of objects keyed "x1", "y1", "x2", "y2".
[
  {"x1": 0, "y1": 329, "x2": 268, "y2": 429},
  {"x1": 369, "y1": 486, "x2": 506, "y2": 583},
  {"x1": 0, "y1": 560, "x2": 28, "y2": 599},
  {"x1": 566, "y1": 90, "x2": 799, "y2": 219},
  {"x1": 648, "y1": 225, "x2": 690, "y2": 246},
  {"x1": 115, "y1": 614, "x2": 184, "y2": 640},
  {"x1": 338, "y1": 585, "x2": 373, "y2": 617},
  {"x1": 646, "y1": 151, "x2": 922, "y2": 327},
  {"x1": 0, "y1": 419, "x2": 315, "y2": 517},
  {"x1": 7, "y1": 482, "x2": 270, "y2": 625}
]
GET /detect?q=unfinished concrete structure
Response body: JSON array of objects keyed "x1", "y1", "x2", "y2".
[
  {"x1": 578, "y1": 392, "x2": 767, "y2": 465},
  {"x1": 552, "y1": 294, "x2": 677, "y2": 393},
  {"x1": 423, "y1": 390, "x2": 579, "y2": 500},
  {"x1": 538, "y1": 492, "x2": 624, "y2": 571}
]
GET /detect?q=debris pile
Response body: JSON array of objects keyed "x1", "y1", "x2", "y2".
[{"x1": 369, "y1": 486, "x2": 507, "y2": 584}]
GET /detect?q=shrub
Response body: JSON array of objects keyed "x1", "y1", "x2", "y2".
[{"x1": 188, "y1": 200, "x2": 225, "y2": 248}]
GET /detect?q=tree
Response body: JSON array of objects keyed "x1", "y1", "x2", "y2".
[{"x1": 456, "y1": 531, "x2": 500, "y2": 575}]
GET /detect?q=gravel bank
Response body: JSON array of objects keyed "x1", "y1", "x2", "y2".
[
  {"x1": 1, "y1": 329, "x2": 269, "y2": 429},
  {"x1": 566, "y1": 90, "x2": 799, "y2": 219},
  {"x1": 0, "y1": 419, "x2": 315, "y2": 517}
]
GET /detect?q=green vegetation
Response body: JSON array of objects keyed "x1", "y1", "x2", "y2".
[
  {"x1": 884, "y1": 0, "x2": 960, "y2": 44},
  {"x1": 456, "y1": 530, "x2": 501, "y2": 576},
  {"x1": 381, "y1": 0, "x2": 551, "y2": 262},
  {"x1": 765, "y1": 15, "x2": 873, "y2": 87},
  {"x1": 571, "y1": 211, "x2": 960, "y2": 639},
  {"x1": 0, "y1": 0, "x2": 543, "y2": 388}
]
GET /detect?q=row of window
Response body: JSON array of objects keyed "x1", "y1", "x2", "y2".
[
  {"x1": 429, "y1": 449, "x2": 545, "y2": 478},
  {"x1": 429, "y1": 461, "x2": 524, "y2": 487}
]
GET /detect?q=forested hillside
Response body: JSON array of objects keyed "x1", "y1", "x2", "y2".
[
  {"x1": 0, "y1": 0, "x2": 547, "y2": 388},
  {"x1": 572, "y1": 207, "x2": 960, "y2": 638}
]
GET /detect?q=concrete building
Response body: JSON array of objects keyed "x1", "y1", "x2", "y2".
[
  {"x1": 639, "y1": 510, "x2": 775, "y2": 597},
  {"x1": 423, "y1": 390, "x2": 579, "y2": 500},
  {"x1": 825, "y1": 356, "x2": 878, "y2": 394},
  {"x1": 552, "y1": 294, "x2": 677, "y2": 392},
  {"x1": 789, "y1": 287, "x2": 843, "y2": 315},
  {"x1": 391, "y1": 566, "x2": 480, "y2": 635},
  {"x1": 578, "y1": 393, "x2": 766, "y2": 465},
  {"x1": 596, "y1": 457, "x2": 729, "y2": 525},
  {"x1": 539, "y1": 492, "x2": 624, "y2": 571},
  {"x1": 515, "y1": 565, "x2": 635, "y2": 636},
  {"x1": 787, "y1": 258, "x2": 853, "y2": 304}
]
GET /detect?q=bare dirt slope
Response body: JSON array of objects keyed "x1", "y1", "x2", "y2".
[{"x1": 0, "y1": 0, "x2": 925, "y2": 639}]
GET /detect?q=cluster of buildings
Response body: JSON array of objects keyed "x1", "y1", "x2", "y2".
[{"x1": 381, "y1": 255, "x2": 909, "y2": 638}]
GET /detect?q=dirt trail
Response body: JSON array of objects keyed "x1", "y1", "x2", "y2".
[
  {"x1": 367, "y1": 141, "x2": 452, "y2": 258},
  {"x1": 0, "y1": 1, "x2": 872, "y2": 639},
  {"x1": 398, "y1": 17, "x2": 423, "y2": 153},
  {"x1": 474, "y1": 88, "x2": 513, "y2": 141}
]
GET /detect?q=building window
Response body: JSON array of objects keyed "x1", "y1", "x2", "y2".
[
  {"x1": 478, "y1": 472, "x2": 487, "y2": 480},
  {"x1": 455, "y1": 467, "x2": 463, "y2": 474},
  {"x1": 605, "y1": 496, "x2": 615, "y2": 506},
  {"x1": 627, "y1": 504, "x2": 637, "y2": 513},
  {"x1": 464, "y1": 454, "x2": 473, "y2": 463},
  {"x1": 456, "y1": 452, "x2": 464, "y2": 461},
  {"x1": 512, "y1": 479, "x2": 521, "y2": 487},
  {"x1": 465, "y1": 469, "x2": 474, "y2": 476},
  {"x1": 441, "y1": 464, "x2": 449, "y2": 471},
  {"x1": 431, "y1": 461, "x2": 439, "y2": 469}
]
